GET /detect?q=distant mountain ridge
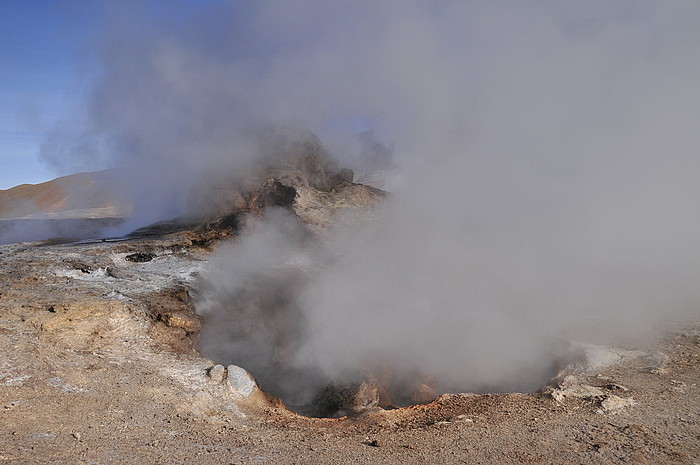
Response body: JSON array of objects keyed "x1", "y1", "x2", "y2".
[{"x1": 0, "y1": 170, "x2": 130, "y2": 220}]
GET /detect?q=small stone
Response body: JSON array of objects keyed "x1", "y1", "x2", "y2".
[
  {"x1": 206, "y1": 364, "x2": 226, "y2": 384},
  {"x1": 161, "y1": 312, "x2": 203, "y2": 332},
  {"x1": 3, "y1": 401, "x2": 19, "y2": 410},
  {"x1": 125, "y1": 252, "x2": 155, "y2": 263},
  {"x1": 72, "y1": 432, "x2": 81, "y2": 440},
  {"x1": 226, "y1": 365, "x2": 257, "y2": 397},
  {"x1": 550, "y1": 375, "x2": 606, "y2": 402},
  {"x1": 599, "y1": 395, "x2": 637, "y2": 413}
]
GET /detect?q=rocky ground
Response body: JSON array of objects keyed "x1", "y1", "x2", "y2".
[{"x1": 1, "y1": 169, "x2": 699, "y2": 464}]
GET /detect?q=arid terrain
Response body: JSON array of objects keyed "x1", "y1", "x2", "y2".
[
  {"x1": 3, "y1": 2, "x2": 699, "y2": 463},
  {"x1": 0, "y1": 171, "x2": 129, "y2": 221},
  {"x1": 1, "y1": 161, "x2": 699, "y2": 464},
  {"x1": 0, "y1": 171, "x2": 130, "y2": 246}
]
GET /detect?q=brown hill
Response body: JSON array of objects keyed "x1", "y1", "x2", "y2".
[{"x1": 0, "y1": 170, "x2": 130, "y2": 220}]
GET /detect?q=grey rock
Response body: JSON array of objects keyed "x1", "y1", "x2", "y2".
[
  {"x1": 206, "y1": 364, "x2": 225, "y2": 384},
  {"x1": 550, "y1": 375, "x2": 606, "y2": 402},
  {"x1": 598, "y1": 395, "x2": 637, "y2": 413},
  {"x1": 226, "y1": 365, "x2": 256, "y2": 397}
]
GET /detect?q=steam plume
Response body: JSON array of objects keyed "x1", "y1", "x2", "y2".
[{"x1": 43, "y1": 1, "x2": 700, "y2": 402}]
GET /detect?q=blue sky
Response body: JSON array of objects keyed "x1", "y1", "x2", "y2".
[{"x1": 0, "y1": 0, "x2": 103, "y2": 190}]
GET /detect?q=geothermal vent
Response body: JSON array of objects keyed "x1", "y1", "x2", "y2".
[{"x1": 192, "y1": 133, "x2": 574, "y2": 418}]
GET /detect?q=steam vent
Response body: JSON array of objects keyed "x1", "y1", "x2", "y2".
[
  {"x1": 2, "y1": 132, "x2": 700, "y2": 463},
  {"x1": 3, "y1": 2, "x2": 700, "y2": 463}
]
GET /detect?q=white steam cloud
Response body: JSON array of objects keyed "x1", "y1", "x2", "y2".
[{"x1": 44, "y1": 1, "x2": 700, "y2": 404}]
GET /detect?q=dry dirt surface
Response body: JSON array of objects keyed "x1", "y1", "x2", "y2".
[{"x1": 1, "y1": 186, "x2": 699, "y2": 464}]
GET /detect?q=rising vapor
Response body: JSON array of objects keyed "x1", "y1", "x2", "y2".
[{"x1": 43, "y1": 1, "x2": 700, "y2": 406}]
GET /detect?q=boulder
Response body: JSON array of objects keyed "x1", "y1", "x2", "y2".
[{"x1": 226, "y1": 365, "x2": 257, "y2": 397}]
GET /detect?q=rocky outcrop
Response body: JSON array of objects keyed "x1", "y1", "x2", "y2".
[
  {"x1": 132, "y1": 132, "x2": 384, "y2": 244},
  {"x1": 184, "y1": 131, "x2": 362, "y2": 222}
]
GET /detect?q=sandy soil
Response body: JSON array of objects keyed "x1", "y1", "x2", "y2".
[{"x1": 0, "y1": 231, "x2": 698, "y2": 465}]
